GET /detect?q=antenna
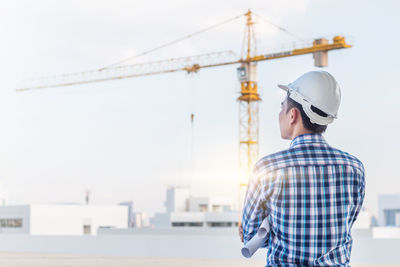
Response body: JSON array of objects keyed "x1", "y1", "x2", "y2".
[{"x1": 85, "y1": 189, "x2": 90, "y2": 205}]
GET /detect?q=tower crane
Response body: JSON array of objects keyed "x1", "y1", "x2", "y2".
[{"x1": 16, "y1": 10, "x2": 352, "y2": 210}]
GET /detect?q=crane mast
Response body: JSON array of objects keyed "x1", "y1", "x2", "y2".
[{"x1": 237, "y1": 11, "x2": 260, "y2": 209}]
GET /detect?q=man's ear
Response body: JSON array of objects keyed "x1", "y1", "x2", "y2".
[{"x1": 289, "y1": 108, "x2": 300, "y2": 125}]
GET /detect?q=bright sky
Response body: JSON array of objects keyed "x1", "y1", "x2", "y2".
[{"x1": 0, "y1": 0, "x2": 398, "y2": 217}]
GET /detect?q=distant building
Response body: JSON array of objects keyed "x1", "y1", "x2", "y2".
[
  {"x1": 378, "y1": 194, "x2": 400, "y2": 226},
  {"x1": 0, "y1": 204, "x2": 128, "y2": 235},
  {"x1": 152, "y1": 186, "x2": 238, "y2": 228},
  {"x1": 119, "y1": 201, "x2": 134, "y2": 228},
  {"x1": 118, "y1": 201, "x2": 150, "y2": 228},
  {"x1": 129, "y1": 212, "x2": 150, "y2": 228},
  {"x1": 188, "y1": 196, "x2": 234, "y2": 212},
  {"x1": 165, "y1": 186, "x2": 190, "y2": 213}
]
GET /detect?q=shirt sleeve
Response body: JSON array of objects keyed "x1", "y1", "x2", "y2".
[
  {"x1": 349, "y1": 167, "x2": 366, "y2": 229},
  {"x1": 241, "y1": 160, "x2": 279, "y2": 247}
]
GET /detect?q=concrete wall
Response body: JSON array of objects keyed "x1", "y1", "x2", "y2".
[{"x1": 0, "y1": 229, "x2": 398, "y2": 264}]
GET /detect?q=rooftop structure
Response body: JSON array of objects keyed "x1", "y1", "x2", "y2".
[
  {"x1": 378, "y1": 194, "x2": 400, "y2": 226},
  {"x1": 0, "y1": 204, "x2": 128, "y2": 235},
  {"x1": 152, "y1": 186, "x2": 238, "y2": 228}
]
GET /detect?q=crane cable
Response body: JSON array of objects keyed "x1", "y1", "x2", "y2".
[
  {"x1": 189, "y1": 70, "x2": 200, "y2": 180},
  {"x1": 253, "y1": 12, "x2": 305, "y2": 42},
  {"x1": 99, "y1": 13, "x2": 245, "y2": 71}
]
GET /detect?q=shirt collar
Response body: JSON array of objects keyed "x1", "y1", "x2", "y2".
[{"x1": 289, "y1": 133, "x2": 327, "y2": 149}]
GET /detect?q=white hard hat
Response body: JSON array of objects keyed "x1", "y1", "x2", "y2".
[{"x1": 278, "y1": 71, "x2": 341, "y2": 126}]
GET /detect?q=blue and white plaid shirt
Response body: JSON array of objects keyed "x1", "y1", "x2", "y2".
[{"x1": 242, "y1": 133, "x2": 365, "y2": 266}]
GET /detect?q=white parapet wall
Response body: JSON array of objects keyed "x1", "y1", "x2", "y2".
[
  {"x1": 0, "y1": 228, "x2": 398, "y2": 264},
  {"x1": 372, "y1": 227, "x2": 400, "y2": 239}
]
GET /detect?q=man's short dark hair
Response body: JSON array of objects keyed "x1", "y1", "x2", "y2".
[{"x1": 285, "y1": 96, "x2": 328, "y2": 134}]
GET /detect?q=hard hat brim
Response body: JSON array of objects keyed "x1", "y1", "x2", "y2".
[{"x1": 277, "y1": 84, "x2": 290, "y2": 92}]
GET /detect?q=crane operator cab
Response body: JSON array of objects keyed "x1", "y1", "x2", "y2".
[{"x1": 237, "y1": 63, "x2": 257, "y2": 83}]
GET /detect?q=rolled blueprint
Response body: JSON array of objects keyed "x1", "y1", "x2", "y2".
[{"x1": 241, "y1": 217, "x2": 270, "y2": 258}]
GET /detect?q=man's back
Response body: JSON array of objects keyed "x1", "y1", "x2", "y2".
[{"x1": 242, "y1": 133, "x2": 365, "y2": 266}]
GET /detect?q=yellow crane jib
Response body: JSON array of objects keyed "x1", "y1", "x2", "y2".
[{"x1": 250, "y1": 36, "x2": 352, "y2": 67}]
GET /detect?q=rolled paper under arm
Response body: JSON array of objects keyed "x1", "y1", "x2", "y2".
[
  {"x1": 241, "y1": 217, "x2": 270, "y2": 258},
  {"x1": 257, "y1": 217, "x2": 270, "y2": 238}
]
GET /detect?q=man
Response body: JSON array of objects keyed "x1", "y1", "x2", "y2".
[{"x1": 239, "y1": 71, "x2": 365, "y2": 266}]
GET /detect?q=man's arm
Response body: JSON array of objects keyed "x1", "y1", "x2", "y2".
[
  {"x1": 241, "y1": 161, "x2": 278, "y2": 247},
  {"x1": 349, "y1": 169, "x2": 366, "y2": 229},
  {"x1": 239, "y1": 221, "x2": 244, "y2": 242}
]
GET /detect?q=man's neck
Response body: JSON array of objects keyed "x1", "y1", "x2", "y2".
[{"x1": 290, "y1": 128, "x2": 314, "y2": 140}]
